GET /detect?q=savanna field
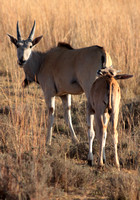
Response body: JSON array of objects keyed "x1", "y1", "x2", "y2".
[{"x1": 0, "y1": 0, "x2": 140, "y2": 199}]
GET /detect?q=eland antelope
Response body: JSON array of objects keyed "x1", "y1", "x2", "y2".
[
  {"x1": 7, "y1": 21, "x2": 112, "y2": 147},
  {"x1": 88, "y1": 68, "x2": 133, "y2": 168}
]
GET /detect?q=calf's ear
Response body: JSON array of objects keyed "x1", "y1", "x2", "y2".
[{"x1": 115, "y1": 74, "x2": 133, "y2": 80}]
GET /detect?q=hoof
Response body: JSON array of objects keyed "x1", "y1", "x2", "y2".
[
  {"x1": 72, "y1": 137, "x2": 79, "y2": 144},
  {"x1": 116, "y1": 164, "x2": 120, "y2": 171},
  {"x1": 88, "y1": 159, "x2": 94, "y2": 166},
  {"x1": 99, "y1": 162, "x2": 104, "y2": 168},
  {"x1": 87, "y1": 153, "x2": 93, "y2": 166},
  {"x1": 117, "y1": 167, "x2": 120, "y2": 171},
  {"x1": 103, "y1": 158, "x2": 106, "y2": 164},
  {"x1": 46, "y1": 139, "x2": 52, "y2": 146}
]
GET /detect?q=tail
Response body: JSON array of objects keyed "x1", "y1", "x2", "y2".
[{"x1": 108, "y1": 82, "x2": 112, "y2": 114}]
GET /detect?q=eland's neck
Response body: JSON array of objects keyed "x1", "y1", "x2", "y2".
[{"x1": 23, "y1": 51, "x2": 45, "y2": 81}]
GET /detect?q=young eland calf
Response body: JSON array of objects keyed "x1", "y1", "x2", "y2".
[
  {"x1": 7, "y1": 21, "x2": 113, "y2": 146},
  {"x1": 88, "y1": 68, "x2": 133, "y2": 168}
]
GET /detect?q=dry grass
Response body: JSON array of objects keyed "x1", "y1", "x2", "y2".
[{"x1": 0, "y1": 0, "x2": 140, "y2": 199}]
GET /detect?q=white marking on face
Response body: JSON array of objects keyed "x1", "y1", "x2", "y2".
[{"x1": 17, "y1": 40, "x2": 33, "y2": 66}]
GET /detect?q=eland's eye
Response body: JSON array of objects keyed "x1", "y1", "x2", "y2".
[
  {"x1": 16, "y1": 42, "x2": 22, "y2": 48},
  {"x1": 30, "y1": 45, "x2": 33, "y2": 48}
]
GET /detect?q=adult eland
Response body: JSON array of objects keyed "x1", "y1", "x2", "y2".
[{"x1": 8, "y1": 21, "x2": 113, "y2": 161}]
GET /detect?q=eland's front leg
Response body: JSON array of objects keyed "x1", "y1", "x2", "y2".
[
  {"x1": 46, "y1": 96, "x2": 55, "y2": 145},
  {"x1": 61, "y1": 94, "x2": 79, "y2": 143}
]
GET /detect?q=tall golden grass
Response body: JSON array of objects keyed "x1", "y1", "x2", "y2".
[
  {"x1": 1, "y1": 0, "x2": 139, "y2": 97},
  {"x1": 0, "y1": 0, "x2": 140, "y2": 199}
]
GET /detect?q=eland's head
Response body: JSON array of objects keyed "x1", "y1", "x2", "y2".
[{"x1": 7, "y1": 21, "x2": 43, "y2": 67}]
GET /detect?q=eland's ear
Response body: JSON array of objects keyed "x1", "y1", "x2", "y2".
[
  {"x1": 115, "y1": 74, "x2": 133, "y2": 80},
  {"x1": 32, "y1": 35, "x2": 43, "y2": 46},
  {"x1": 7, "y1": 34, "x2": 17, "y2": 46}
]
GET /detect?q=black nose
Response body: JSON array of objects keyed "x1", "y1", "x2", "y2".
[{"x1": 19, "y1": 58, "x2": 26, "y2": 65}]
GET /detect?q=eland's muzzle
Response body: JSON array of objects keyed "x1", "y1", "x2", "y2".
[{"x1": 17, "y1": 59, "x2": 26, "y2": 66}]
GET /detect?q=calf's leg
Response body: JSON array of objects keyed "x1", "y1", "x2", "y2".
[
  {"x1": 95, "y1": 114, "x2": 109, "y2": 167},
  {"x1": 111, "y1": 112, "x2": 120, "y2": 169}
]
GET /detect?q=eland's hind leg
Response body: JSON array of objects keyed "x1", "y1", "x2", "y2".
[
  {"x1": 87, "y1": 103, "x2": 95, "y2": 166},
  {"x1": 61, "y1": 94, "x2": 79, "y2": 143},
  {"x1": 87, "y1": 114, "x2": 95, "y2": 166}
]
